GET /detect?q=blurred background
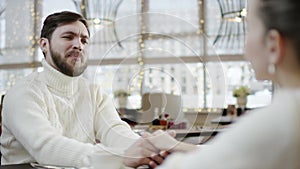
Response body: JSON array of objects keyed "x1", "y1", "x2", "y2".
[{"x1": 0, "y1": 0, "x2": 272, "y2": 111}]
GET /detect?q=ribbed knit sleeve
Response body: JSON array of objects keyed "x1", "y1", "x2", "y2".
[
  {"x1": 93, "y1": 86, "x2": 139, "y2": 152},
  {"x1": 1, "y1": 77, "x2": 97, "y2": 167}
]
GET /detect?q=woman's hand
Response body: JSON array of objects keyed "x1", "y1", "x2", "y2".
[
  {"x1": 123, "y1": 132, "x2": 166, "y2": 168},
  {"x1": 147, "y1": 130, "x2": 197, "y2": 153}
]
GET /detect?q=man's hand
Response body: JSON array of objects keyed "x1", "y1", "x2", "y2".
[
  {"x1": 123, "y1": 132, "x2": 166, "y2": 168},
  {"x1": 147, "y1": 130, "x2": 197, "y2": 153}
]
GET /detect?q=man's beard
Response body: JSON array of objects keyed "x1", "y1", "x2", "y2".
[{"x1": 50, "y1": 46, "x2": 87, "y2": 77}]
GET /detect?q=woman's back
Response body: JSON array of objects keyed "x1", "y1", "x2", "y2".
[{"x1": 157, "y1": 89, "x2": 300, "y2": 169}]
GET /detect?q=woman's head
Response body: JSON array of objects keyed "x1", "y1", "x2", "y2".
[
  {"x1": 245, "y1": 0, "x2": 300, "y2": 83},
  {"x1": 258, "y1": 0, "x2": 300, "y2": 55}
]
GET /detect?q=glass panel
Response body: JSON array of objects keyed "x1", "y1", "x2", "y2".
[
  {"x1": 147, "y1": 0, "x2": 201, "y2": 58},
  {"x1": 84, "y1": 63, "x2": 204, "y2": 109},
  {"x1": 148, "y1": 0, "x2": 198, "y2": 28},
  {"x1": 0, "y1": 0, "x2": 6, "y2": 56},
  {"x1": 143, "y1": 36, "x2": 203, "y2": 58},
  {"x1": 83, "y1": 64, "x2": 142, "y2": 109},
  {"x1": 74, "y1": 0, "x2": 140, "y2": 59},
  {"x1": 0, "y1": 1, "x2": 38, "y2": 64},
  {"x1": 0, "y1": 68, "x2": 35, "y2": 97},
  {"x1": 206, "y1": 61, "x2": 272, "y2": 108},
  {"x1": 84, "y1": 62, "x2": 272, "y2": 109}
]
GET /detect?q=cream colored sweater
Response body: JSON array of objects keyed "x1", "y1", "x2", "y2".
[
  {"x1": 1, "y1": 60, "x2": 139, "y2": 167},
  {"x1": 157, "y1": 89, "x2": 300, "y2": 169}
]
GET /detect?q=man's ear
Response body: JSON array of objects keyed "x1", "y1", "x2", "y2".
[
  {"x1": 265, "y1": 29, "x2": 285, "y2": 65},
  {"x1": 39, "y1": 37, "x2": 49, "y2": 53}
]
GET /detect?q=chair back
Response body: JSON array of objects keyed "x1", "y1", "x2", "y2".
[{"x1": 137, "y1": 93, "x2": 182, "y2": 123}]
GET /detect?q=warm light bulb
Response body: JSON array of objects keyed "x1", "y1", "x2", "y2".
[
  {"x1": 93, "y1": 18, "x2": 101, "y2": 24},
  {"x1": 240, "y1": 8, "x2": 247, "y2": 17}
]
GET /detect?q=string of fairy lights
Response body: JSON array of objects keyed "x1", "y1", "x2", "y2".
[
  {"x1": 29, "y1": 0, "x2": 42, "y2": 62},
  {"x1": 137, "y1": 0, "x2": 146, "y2": 95},
  {"x1": 0, "y1": 1, "x2": 41, "y2": 94}
]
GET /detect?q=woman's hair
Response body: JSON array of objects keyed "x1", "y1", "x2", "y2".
[
  {"x1": 258, "y1": 0, "x2": 300, "y2": 58},
  {"x1": 40, "y1": 11, "x2": 90, "y2": 40}
]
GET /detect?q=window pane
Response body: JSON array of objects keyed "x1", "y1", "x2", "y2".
[
  {"x1": 206, "y1": 61, "x2": 272, "y2": 108},
  {"x1": 0, "y1": 68, "x2": 35, "y2": 96},
  {"x1": 83, "y1": 60, "x2": 272, "y2": 110}
]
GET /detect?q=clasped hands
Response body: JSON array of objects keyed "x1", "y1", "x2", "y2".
[{"x1": 124, "y1": 130, "x2": 196, "y2": 168}]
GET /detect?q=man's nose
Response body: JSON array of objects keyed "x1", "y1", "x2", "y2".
[{"x1": 73, "y1": 38, "x2": 83, "y2": 51}]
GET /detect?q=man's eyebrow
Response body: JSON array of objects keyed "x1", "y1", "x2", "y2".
[
  {"x1": 61, "y1": 31, "x2": 89, "y2": 38},
  {"x1": 81, "y1": 34, "x2": 89, "y2": 39}
]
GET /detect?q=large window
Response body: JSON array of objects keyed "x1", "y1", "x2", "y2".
[{"x1": 0, "y1": 0, "x2": 272, "y2": 109}]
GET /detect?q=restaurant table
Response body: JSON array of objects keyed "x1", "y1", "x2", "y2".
[
  {"x1": 0, "y1": 164, "x2": 150, "y2": 169},
  {"x1": 211, "y1": 116, "x2": 236, "y2": 125},
  {"x1": 172, "y1": 128, "x2": 225, "y2": 138},
  {"x1": 1, "y1": 163, "x2": 78, "y2": 169},
  {"x1": 133, "y1": 125, "x2": 225, "y2": 139},
  {"x1": 0, "y1": 164, "x2": 34, "y2": 169},
  {"x1": 0, "y1": 129, "x2": 225, "y2": 169}
]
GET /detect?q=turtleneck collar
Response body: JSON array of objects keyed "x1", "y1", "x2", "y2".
[{"x1": 41, "y1": 59, "x2": 81, "y2": 97}]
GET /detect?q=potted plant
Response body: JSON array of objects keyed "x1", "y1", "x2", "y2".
[
  {"x1": 233, "y1": 86, "x2": 250, "y2": 107},
  {"x1": 113, "y1": 89, "x2": 131, "y2": 108}
]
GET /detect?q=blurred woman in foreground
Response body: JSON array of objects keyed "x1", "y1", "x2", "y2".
[{"x1": 148, "y1": 0, "x2": 300, "y2": 168}]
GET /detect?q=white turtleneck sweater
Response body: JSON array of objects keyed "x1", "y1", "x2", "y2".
[{"x1": 0, "y1": 60, "x2": 139, "y2": 167}]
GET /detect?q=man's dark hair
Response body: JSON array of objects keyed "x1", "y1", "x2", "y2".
[{"x1": 40, "y1": 11, "x2": 90, "y2": 40}]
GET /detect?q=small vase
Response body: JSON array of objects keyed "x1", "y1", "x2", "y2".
[
  {"x1": 237, "y1": 96, "x2": 247, "y2": 108},
  {"x1": 118, "y1": 96, "x2": 128, "y2": 108}
]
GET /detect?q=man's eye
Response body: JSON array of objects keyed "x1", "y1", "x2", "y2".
[{"x1": 82, "y1": 39, "x2": 89, "y2": 44}]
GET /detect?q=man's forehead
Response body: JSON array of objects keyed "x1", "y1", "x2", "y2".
[{"x1": 54, "y1": 21, "x2": 89, "y2": 37}]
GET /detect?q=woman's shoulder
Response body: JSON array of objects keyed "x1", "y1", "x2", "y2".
[
  {"x1": 245, "y1": 89, "x2": 300, "y2": 139},
  {"x1": 271, "y1": 89, "x2": 300, "y2": 113},
  {"x1": 228, "y1": 89, "x2": 300, "y2": 136}
]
